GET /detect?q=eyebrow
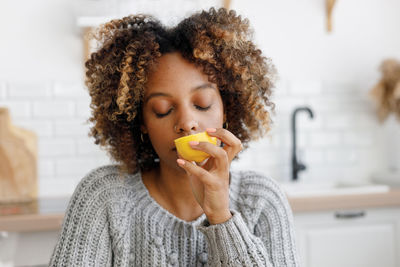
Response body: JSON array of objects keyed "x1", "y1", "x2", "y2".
[{"x1": 144, "y1": 83, "x2": 217, "y2": 104}]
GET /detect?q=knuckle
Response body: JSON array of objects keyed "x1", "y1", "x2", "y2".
[
  {"x1": 234, "y1": 140, "x2": 242, "y2": 148},
  {"x1": 220, "y1": 150, "x2": 228, "y2": 161}
]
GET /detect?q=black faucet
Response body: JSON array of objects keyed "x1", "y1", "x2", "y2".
[{"x1": 291, "y1": 106, "x2": 314, "y2": 181}]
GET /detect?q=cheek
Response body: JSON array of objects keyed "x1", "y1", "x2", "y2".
[
  {"x1": 201, "y1": 105, "x2": 224, "y2": 129},
  {"x1": 146, "y1": 124, "x2": 173, "y2": 151},
  {"x1": 213, "y1": 99, "x2": 225, "y2": 124}
]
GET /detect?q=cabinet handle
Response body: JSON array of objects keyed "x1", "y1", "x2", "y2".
[
  {"x1": 0, "y1": 231, "x2": 9, "y2": 241},
  {"x1": 335, "y1": 211, "x2": 366, "y2": 219}
]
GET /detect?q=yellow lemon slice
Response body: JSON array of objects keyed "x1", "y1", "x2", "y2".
[{"x1": 174, "y1": 132, "x2": 217, "y2": 162}]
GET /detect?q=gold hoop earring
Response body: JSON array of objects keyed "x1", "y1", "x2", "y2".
[
  {"x1": 140, "y1": 132, "x2": 145, "y2": 142},
  {"x1": 223, "y1": 121, "x2": 228, "y2": 130}
]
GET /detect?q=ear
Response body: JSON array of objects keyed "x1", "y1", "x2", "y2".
[{"x1": 140, "y1": 125, "x2": 148, "y2": 134}]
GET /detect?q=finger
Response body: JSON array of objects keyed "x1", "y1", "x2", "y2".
[
  {"x1": 189, "y1": 141, "x2": 228, "y2": 170},
  {"x1": 176, "y1": 158, "x2": 213, "y2": 184},
  {"x1": 177, "y1": 150, "x2": 209, "y2": 168},
  {"x1": 206, "y1": 128, "x2": 243, "y2": 162}
]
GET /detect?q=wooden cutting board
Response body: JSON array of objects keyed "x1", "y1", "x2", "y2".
[{"x1": 0, "y1": 107, "x2": 38, "y2": 203}]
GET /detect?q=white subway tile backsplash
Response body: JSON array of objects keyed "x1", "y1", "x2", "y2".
[
  {"x1": 325, "y1": 149, "x2": 357, "y2": 164},
  {"x1": 38, "y1": 138, "x2": 76, "y2": 156},
  {"x1": 274, "y1": 97, "x2": 307, "y2": 114},
  {"x1": 0, "y1": 77, "x2": 386, "y2": 195},
  {"x1": 231, "y1": 154, "x2": 255, "y2": 171},
  {"x1": 353, "y1": 113, "x2": 379, "y2": 128},
  {"x1": 262, "y1": 133, "x2": 280, "y2": 148},
  {"x1": 309, "y1": 132, "x2": 341, "y2": 147},
  {"x1": 352, "y1": 148, "x2": 383, "y2": 171},
  {"x1": 55, "y1": 156, "x2": 112, "y2": 177},
  {"x1": 8, "y1": 82, "x2": 52, "y2": 99},
  {"x1": 76, "y1": 101, "x2": 91, "y2": 118},
  {"x1": 280, "y1": 132, "x2": 308, "y2": 148},
  {"x1": 76, "y1": 138, "x2": 103, "y2": 155},
  {"x1": 257, "y1": 149, "x2": 285, "y2": 167},
  {"x1": 33, "y1": 101, "x2": 75, "y2": 118},
  {"x1": 307, "y1": 97, "x2": 371, "y2": 113},
  {"x1": 303, "y1": 149, "x2": 325, "y2": 164},
  {"x1": 288, "y1": 80, "x2": 322, "y2": 95},
  {"x1": 322, "y1": 81, "x2": 361, "y2": 95},
  {"x1": 323, "y1": 114, "x2": 354, "y2": 129},
  {"x1": 324, "y1": 113, "x2": 378, "y2": 130},
  {"x1": 0, "y1": 101, "x2": 32, "y2": 118},
  {"x1": 16, "y1": 120, "x2": 53, "y2": 137},
  {"x1": 39, "y1": 178, "x2": 79, "y2": 197},
  {"x1": 55, "y1": 158, "x2": 99, "y2": 176},
  {"x1": 0, "y1": 82, "x2": 7, "y2": 100},
  {"x1": 38, "y1": 159, "x2": 55, "y2": 178},
  {"x1": 273, "y1": 79, "x2": 289, "y2": 97},
  {"x1": 296, "y1": 112, "x2": 322, "y2": 130},
  {"x1": 302, "y1": 166, "x2": 354, "y2": 183},
  {"x1": 53, "y1": 81, "x2": 89, "y2": 98},
  {"x1": 272, "y1": 112, "x2": 320, "y2": 132},
  {"x1": 54, "y1": 119, "x2": 90, "y2": 136},
  {"x1": 342, "y1": 131, "x2": 375, "y2": 146}
]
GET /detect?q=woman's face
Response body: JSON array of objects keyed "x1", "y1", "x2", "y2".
[{"x1": 141, "y1": 52, "x2": 224, "y2": 171}]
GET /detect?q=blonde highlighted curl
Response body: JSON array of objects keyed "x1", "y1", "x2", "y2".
[{"x1": 85, "y1": 7, "x2": 277, "y2": 175}]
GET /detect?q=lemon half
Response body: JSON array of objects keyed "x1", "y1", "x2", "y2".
[{"x1": 174, "y1": 132, "x2": 217, "y2": 162}]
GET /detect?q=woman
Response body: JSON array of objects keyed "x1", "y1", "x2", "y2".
[{"x1": 49, "y1": 7, "x2": 300, "y2": 266}]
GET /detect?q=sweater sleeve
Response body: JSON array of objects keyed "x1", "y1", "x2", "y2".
[
  {"x1": 196, "y1": 172, "x2": 300, "y2": 267},
  {"x1": 49, "y1": 167, "x2": 113, "y2": 267}
]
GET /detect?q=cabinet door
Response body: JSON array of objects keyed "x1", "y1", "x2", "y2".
[
  {"x1": 13, "y1": 231, "x2": 60, "y2": 266},
  {"x1": 306, "y1": 223, "x2": 396, "y2": 267},
  {"x1": 294, "y1": 208, "x2": 400, "y2": 267}
]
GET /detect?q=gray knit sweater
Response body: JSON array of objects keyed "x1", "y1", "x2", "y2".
[{"x1": 49, "y1": 164, "x2": 299, "y2": 266}]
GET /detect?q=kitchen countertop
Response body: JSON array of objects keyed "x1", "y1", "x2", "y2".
[
  {"x1": 1, "y1": 189, "x2": 400, "y2": 232},
  {"x1": 288, "y1": 188, "x2": 400, "y2": 212},
  {"x1": 0, "y1": 197, "x2": 69, "y2": 232}
]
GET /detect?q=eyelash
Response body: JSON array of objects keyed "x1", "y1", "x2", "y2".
[{"x1": 155, "y1": 105, "x2": 211, "y2": 118}]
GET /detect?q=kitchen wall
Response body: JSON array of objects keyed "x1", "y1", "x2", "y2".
[{"x1": 0, "y1": 0, "x2": 399, "y2": 197}]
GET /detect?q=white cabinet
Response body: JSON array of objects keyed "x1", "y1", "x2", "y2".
[
  {"x1": 293, "y1": 207, "x2": 400, "y2": 267},
  {"x1": 0, "y1": 230, "x2": 60, "y2": 266},
  {"x1": 2, "y1": 207, "x2": 400, "y2": 266}
]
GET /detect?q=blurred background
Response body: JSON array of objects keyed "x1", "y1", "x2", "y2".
[{"x1": 0, "y1": 0, "x2": 400, "y2": 266}]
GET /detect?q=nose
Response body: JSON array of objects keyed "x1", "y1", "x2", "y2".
[{"x1": 175, "y1": 110, "x2": 199, "y2": 135}]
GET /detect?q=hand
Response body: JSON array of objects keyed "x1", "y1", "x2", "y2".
[{"x1": 176, "y1": 127, "x2": 243, "y2": 224}]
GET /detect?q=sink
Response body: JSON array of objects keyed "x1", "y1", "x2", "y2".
[{"x1": 279, "y1": 181, "x2": 390, "y2": 197}]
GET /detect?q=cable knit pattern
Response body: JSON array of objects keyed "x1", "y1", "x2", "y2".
[{"x1": 49, "y1": 164, "x2": 299, "y2": 266}]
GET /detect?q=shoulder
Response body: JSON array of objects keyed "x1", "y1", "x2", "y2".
[
  {"x1": 66, "y1": 164, "x2": 140, "y2": 216},
  {"x1": 50, "y1": 164, "x2": 136, "y2": 265},
  {"x1": 73, "y1": 164, "x2": 137, "y2": 197},
  {"x1": 230, "y1": 169, "x2": 287, "y2": 202},
  {"x1": 61, "y1": 164, "x2": 141, "y2": 238},
  {"x1": 230, "y1": 169, "x2": 293, "y2": 226}
]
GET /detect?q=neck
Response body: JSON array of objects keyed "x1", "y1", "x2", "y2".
[{"x1": 143, "y1": 161, "x2": 203, "y2": 221}]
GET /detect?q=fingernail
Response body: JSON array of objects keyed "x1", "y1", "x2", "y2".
[
  {"x1": 206, "y1": 128, "x2": 216, "y2": 132},
  {"x1": 189, "y1": 141, "x2": 199, "y2": 146},
  {"x1": 177, "y1": 159, "x2": 185, "y2": 165}
]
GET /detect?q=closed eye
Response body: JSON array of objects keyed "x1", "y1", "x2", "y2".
[
  {"x1": 155, "y1": 109, "x2": 172, "y2": 118},
  {"x1": 155, "y1": 105, "x2": 211, "y2": 118},
  {"x1": 195, "y1": 105, "x2": 211, "y2": 111}
]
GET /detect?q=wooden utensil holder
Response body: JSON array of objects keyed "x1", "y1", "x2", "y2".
[{"x1": 0, "y1": 107, "x2": 38, "y2": 203}]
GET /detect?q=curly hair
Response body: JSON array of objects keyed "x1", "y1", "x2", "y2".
[{"x1": 84, "y1": 7, "x2": 276, "y2": 175}]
